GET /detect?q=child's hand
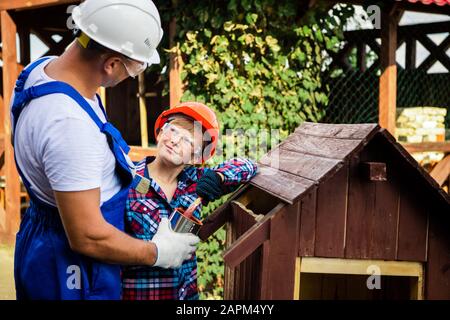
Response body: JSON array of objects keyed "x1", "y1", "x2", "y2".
[{"x1": 196, "y1": 170, "x2": 225, "y2": 203}]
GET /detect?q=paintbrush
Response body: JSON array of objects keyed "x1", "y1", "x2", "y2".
[{"x1": 182, "y1": 197, "x2": 202, "y2": 219}]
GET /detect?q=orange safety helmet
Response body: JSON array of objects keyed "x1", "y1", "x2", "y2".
[{"x1": 154, "y1": 102, "x2": 219, "y2": 162}]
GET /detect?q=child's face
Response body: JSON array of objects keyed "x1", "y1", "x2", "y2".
[{"x1": 157, "y1": 122, "x2": 203, "y2": 166}]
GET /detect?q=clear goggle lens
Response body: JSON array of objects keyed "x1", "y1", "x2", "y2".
[{"x1": 122, "y1": 58, "x2": 148, "y2": 78}]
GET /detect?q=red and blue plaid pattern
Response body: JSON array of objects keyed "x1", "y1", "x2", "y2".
[{"x1": 121, "y1": 157, "x2": 257, "y2": 300}]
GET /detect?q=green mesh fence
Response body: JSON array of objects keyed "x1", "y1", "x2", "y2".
[
  {"x1": 397, "y1": 70, "x2": 450, "y2": 130},
  {"x1": 322, "y1": 69, "x2": 450, "y2": 127},
  {"x1": 322, "y1": 70, "x2": 380, "y2": 124}
]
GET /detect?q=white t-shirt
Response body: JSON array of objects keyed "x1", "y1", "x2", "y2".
[{"x1": 11, "y1": 57, "x2": 123, "y2": 207}]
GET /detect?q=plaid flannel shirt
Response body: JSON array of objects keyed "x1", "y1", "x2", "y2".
[{"x1": 121, "y1": 156, "x2": 257, "y2": 300}]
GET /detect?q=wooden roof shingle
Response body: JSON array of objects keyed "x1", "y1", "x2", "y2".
[{"x1": 250, "y1": 122, "x2": 450, "y2": 207}]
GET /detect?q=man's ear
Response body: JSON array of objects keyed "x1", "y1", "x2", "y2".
[{"x1": 103, "y1": 55, "x2": 122, "y2": 76}]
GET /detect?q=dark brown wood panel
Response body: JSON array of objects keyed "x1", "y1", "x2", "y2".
[
  {"x1": 259, "y1": 148, "x2": 343, "y2": 182},
  {"x1": 345, "y1": 156, "x2": 376, "y2": 259},
  {"x1": 345, "y1": 137, "x2": 403, "y2": 260},
  {"x1": 396, "y1": 192, "x2": 428, "y2": 262},
  {"x1": 315, "y1": 165, "x2": 348, "y2": 258},
  {"x1": 229, "y1": 201, "x2": 262, "y2": 299},
  {"x1": 368, "y1": 178, "x2": 399, "y2": 260},
  {"x1": 295, "y1": 122, "x2": 379, "y2": 140},
  {"x1": 425, "y1": 209, "x2": 450, "y2": 299},
  {"x1": 298, "y1": 188, "x2": 317, "y2": 257},
  {"x1": 265, "y1": 202, "x2": 300, "y2": 299},
  {"x1": 250, "y1": 164, "x2": 315, "y2": 204},
  {"x1": 282, "y1": 131, "x2": 363, "y2": 160},
  {"x1": 259, "y1": 241, "x2": 271, "y2": 299}
]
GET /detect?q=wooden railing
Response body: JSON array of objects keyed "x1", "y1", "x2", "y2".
[{"x1": 401, "y1": 142, "x2": 450, "y2": 193}]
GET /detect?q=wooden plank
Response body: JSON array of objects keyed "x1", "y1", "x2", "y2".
[
  {"x1": 258, "y1": 240, "x2": 271, "y2": 299},
  {"x1": 197, "y1": 202, "x2": 231, "y2": 241},
  {"x1": 1, "y1": 10, "x2": 21, "y2": 245},
  {"x1": 370, "y1": 175, "x2": 399, "y2": 260},
  {"x1": 259, "y1": 148, "x2": 343, "y2": 182},
  {"x1": 293, "y1": 257, "x2": 301, "y2": 300},
  {"x1": 265, "y1": 202, "x2": 300, "y2": 299},
  {"x1": 198, "y1": 185, "x2": 248, "y2": 241},
  {"x1": 281, "y1": 131, "x2": 363, "y2": 160},
  {"x1": 345, "y1": 156, "x2": 375, "y2": 259},
  {"x1": 346, "y1": 140, "x2": 400, "y2": 260},
  {"x1": 378, "y1": 7, "x2": 398, "y2": 136},
  {"x1": 402, "y1": 142, "x2": 450, "y2": 154},
  {"x1": 430, "y1": 155, "x2": 450, "y2": 187},
  {"x1": 169, "y1": 17, "x2": 183, "y2": 107},
  {"x1": 231, "y1": 201, "x2": 260, "y2": 300},
  {"x1": 223, "y1": 206, "x2": 270, "y2": 269},
  {"x1": 425, "y1": 209, "x2": 450, "y2": 299},
  {"x1": 295, "y1": 122, "x2": 379, "y2": 140},
  {"x1": 138, "y1": 74, "x2": 148, "y2": 147},
  {"x1": 405, "y1": 36, "x2": 416, "y2": 70},
  {"x1": 0, "y1": 0, "x2": 77, "y2": 11},
  {"x1": 128, "y1": 146, "x2": 156, "y2": 162},
  {"x1": 396, "y1": 193, "x2": 428, "y2": 262},
  {"x1": 223, "y1": 221, "x2": 235, "y2": 300},
  {"x1": 0, "y1": 95, "x2": 4, "y2": 140},
  {"x1": 315, "y1": 165, "x2": 348, "y2": 258},
  {"x1": 298, "y1": 187, "x2": 317, "y2": 257},
  {"x1": 18, "y1": 26, "x2": 31, "y2": 66},
  {"x1": 250, "y1": 164, "x2": 316, "y2": 204},
  {"x1": 300, "y1": 257, "x2": 423, "y2": 277},
  {"x1": 379, "y1": 65, "x2": 397, "y2": 136}
]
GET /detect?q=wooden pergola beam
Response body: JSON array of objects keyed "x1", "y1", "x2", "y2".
[
  {"x1": 378, "y1": 5, "x2": 401, "y2": 136},
  {"x1": 430, "y1": 154, "x2": 450, "y2": 187},
  {"x1": 169, "y1": 16, "x2": 183, "y2": 108},
  {"x1": 1, "y1": 10, "x2": 21, "y2": 245},
  {"x1": 0, "y1": 0, "x2": 78, "y2": 11}
]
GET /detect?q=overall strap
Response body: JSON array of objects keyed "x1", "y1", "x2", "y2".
[{"x1": 12, "y1": 81, "x2": 130, "y2": 155}]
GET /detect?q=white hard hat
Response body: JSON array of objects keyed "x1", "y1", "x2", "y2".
[{"x1": 72, "y1": 0, "x2": 163, "y2": 65}]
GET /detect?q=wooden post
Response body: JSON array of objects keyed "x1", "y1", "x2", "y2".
[
  {"x1": 18, "y1": 26, "x2": 31, "y2": 66},
  {"x1": 169, "y1": 15, "x2": 183, "y2": 108},
  {"x1": 0, "y1": 0, "x2": 78, "y2": 11},
  {"x1": 379, "y1": 6, "x2": 399, "y2": 137},
  {"x1": 97, "y1": 87, "x2": 107, "y2": 111},
  {"x1": 405, "y1": 36, "x2": 416, "y2": 70},
  {"x1": 138, "y1": 74, "x2": 149, "y2": 148},
  {"x1": 1, "y1": 10, "x2": 21, "y2": 245}
]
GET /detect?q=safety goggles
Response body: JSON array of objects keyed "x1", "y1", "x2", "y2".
[
  {"x1": 160, "y1": 122, "x2": 195, "y2": 148},
  {"x1": 121, "y1": 57, "x2": 148, "y2": 78}
]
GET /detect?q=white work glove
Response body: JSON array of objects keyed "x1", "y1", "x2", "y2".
[{"x1": 152, "y1": 217, "x2": 200, "y2": 269}]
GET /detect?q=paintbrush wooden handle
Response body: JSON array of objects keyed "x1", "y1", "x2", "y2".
[{"x1": 183, "y1": 197, "x2": 202, "y2": 219}]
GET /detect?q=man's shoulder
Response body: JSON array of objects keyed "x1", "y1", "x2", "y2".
[{"x1": 27, "y1": 92, "x2": 83, "y2": 114}]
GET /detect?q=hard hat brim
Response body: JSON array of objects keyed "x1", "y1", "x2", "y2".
[{"x1": 148, "y1": 49, "x2": 160, "y2": 64}]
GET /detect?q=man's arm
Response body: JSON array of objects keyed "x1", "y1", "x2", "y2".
[{"x1": 55, "y1": 188, "x2": 157, "y2": 266}]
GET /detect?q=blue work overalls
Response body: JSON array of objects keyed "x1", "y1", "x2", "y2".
[{"x1": 11, "y1": 57, "x2": 133, "y2": 300}]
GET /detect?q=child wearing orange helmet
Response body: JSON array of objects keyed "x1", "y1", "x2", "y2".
[{"x1": 122, "y1": 102, "x2": 257, "y2": 300}]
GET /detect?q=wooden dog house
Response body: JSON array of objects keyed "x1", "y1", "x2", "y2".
[{"x1": 199, "y1": 122, "x2": 450, "y2": 300}]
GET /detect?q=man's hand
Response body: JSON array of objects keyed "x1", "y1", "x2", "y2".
[
  {"x1": 196, "y1": 170, "x2": 225, "y2": 203},
  {"x1": 152, "y1": 218, "x2": 200, "y2": 268}
]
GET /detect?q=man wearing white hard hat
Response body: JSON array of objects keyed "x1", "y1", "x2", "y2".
[{"x1": 11, "y1": 0, "x2": 199, "y2": 300}]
